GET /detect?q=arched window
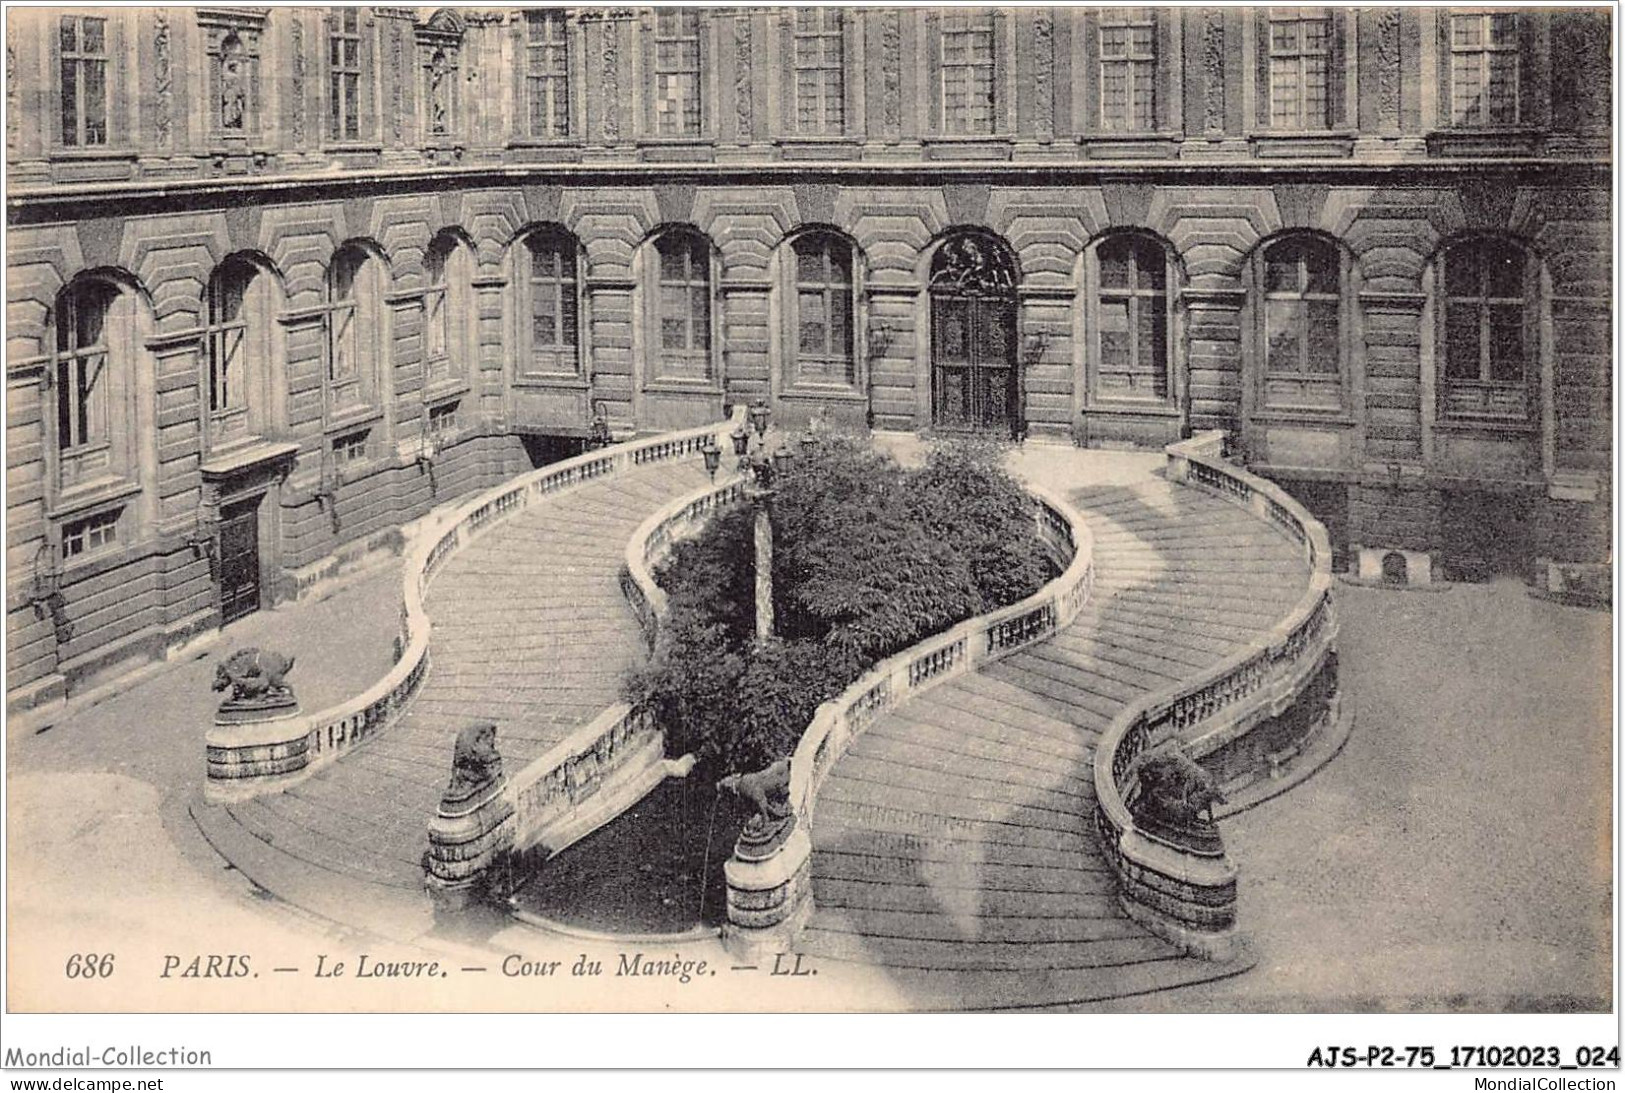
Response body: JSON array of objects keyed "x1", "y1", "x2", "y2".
[
  {"x1": 517, "y1": 227, "x2": 580, "y2": 377},
  {"x1": 424, "y1": 231, "x2": 476, "y2": 386},
  {"x1": 790, "y1": 233, "x2": 855, "y2": 387},
  {"x1": 52, "y1": 274, "x2": 142, "y2": 495},
  {"x1": 1092, "y1": 234, "x2": 1170, "y2": 402},
  {"x1": 1259, "y1": 235, "x2": 1342, "y2": 412},
  {"x1": 1439, "y1": 237, "x2": 1533, "y2": 420},
  {"x1": 206, "y1": 256, "x2": 278, "y2": 449},
  {"x1": 653, "y1": 229, "x2": 713, "y2": 382},
  {"x1": 327, "y1": 244, "x2": 383, "y2": 414},
  {"x1": 55, "y1": 279, "x2": 117, "y2": 456}
]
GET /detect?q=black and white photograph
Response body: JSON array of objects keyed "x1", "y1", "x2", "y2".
[{"x1": 0, "y1": 0, "x2": 1616, "y2": 1073}]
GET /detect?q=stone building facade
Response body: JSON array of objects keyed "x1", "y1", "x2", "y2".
[{"x1": 5, "y1": 7, "x2": 1612, "y2": 709}]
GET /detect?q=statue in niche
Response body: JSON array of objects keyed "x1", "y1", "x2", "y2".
[
  {"x1": 719, "y1": 758, "x2": 795, "y2": 856},
  {"x1": 220, "y1": 34, "x2": 247, "y2": 131},
  {"x1": 428, "y1": 50, "x2": 449, "y2": 136}
]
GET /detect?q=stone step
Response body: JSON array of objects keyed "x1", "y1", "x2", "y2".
[
  {"x1": 809, "y1": 905, "x2": 1145, "y2": 946},
  {"x1": 810, "y1": 875, "x2": 1116, "y2": 918},
  {"x1": 809, "y1": 820, "x2": 1100, "y2": 871},
  {"x1": 797, "y1": 925, "x2": 1175, "y2": 972},
  {"x1": 812, "y1": 798, "x2": 1094, "y2": 856},
  {"x1": 832, "y1": 750, "x2": 1093, "y2": 813},
  {"x1": 817, "y1": 775, "x2": 1089, "y2": 836},
  {"x1": 861, "y1": 713, "x2": 1092, "y2": 778},
  {"x1": 811, "y1": 847, "x2": 1107, "y2": 895}
]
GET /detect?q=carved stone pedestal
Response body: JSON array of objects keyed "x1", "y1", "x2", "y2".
[{"x1": 722, "y1": 823, "x2": 813, "y2": 962}]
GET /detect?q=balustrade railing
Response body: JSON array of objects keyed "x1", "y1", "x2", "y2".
[
  {"x1": 206, "y1": 408, "x2": 746, "y2": 802},
  {"x1": 1092, "y1": 430, "x2": 1338, "y2": 959},
  {"x1": 785, "y1": 485, "x2": 1096, "y2": 834},
  {"x1": 500, "y1": 453, "x2": 751, "y2": 858}
]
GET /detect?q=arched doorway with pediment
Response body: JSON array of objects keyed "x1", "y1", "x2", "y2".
[{"x1": 928, "y1": 230, "x2": 1020, "y2": 437}]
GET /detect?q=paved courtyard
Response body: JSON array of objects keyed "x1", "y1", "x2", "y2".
[{"x1": 1105, "y1": 578, "x2": 1612, "y2": 1012}]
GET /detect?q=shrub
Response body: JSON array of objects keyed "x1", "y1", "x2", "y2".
[{"x1": 627, "y1": 434, "x2": 1054, "y2": 776}]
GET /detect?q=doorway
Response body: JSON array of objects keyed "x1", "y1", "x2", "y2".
[
  {"x1": 929, "y1": 233, "x2": 1019, "y2": 436},
  {"x1": 218, "y1": 497, "x2": 262, "y2": 624}
]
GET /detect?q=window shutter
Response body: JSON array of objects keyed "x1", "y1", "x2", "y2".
[
  {"x1": 1255, "y1": 11, "x2": 1271, "y2": 128},
  {"x1": 360, "y1": 11, "x2": 375, "y2": 140},
  {"x1": 1437, "y1": 12, "x2": 1452, "y2": 128},
  {"x1": 1517, "y1": 12, "x2": 1546, "y2": 126},
  {"x1": 1154, "y1": 9, "x2": 1174, "y2": 131},
  {"x1": 925, "y1": 10, "x2": 941, "y2": 134},
  {"x1": 778, "y1": 11, "x2": 794, "y2": 137},
  {"x1": 1328, "y1": 13, "x2": 1348, "y2": 128}
]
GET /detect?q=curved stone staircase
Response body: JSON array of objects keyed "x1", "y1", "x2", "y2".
[
  {"x1": 797, "y1": 474, "x2": 1311, "y2": 1004},
  {"x1": 207, "y1": 459, "x2": 713, "y2": 891}
]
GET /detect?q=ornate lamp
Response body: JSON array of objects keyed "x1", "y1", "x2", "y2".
[
  {"x1": 587, "y1": 403, "x2": 612, "y2": 451},
  {"x1": 771, "y1": 443, "x2": 794, "y2": 480},
  {"x1": 730, "y1": 420, "x2": 751, "y2": 458},
  {"x1": 700, "y1": 436, "x2": 722, "y2": 481},
  {"x1": 749, "y1": 399, "x2": 771, "y2": 439}
]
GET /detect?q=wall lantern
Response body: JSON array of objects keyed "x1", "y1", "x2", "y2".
[{"x1": 749, "y1": 399, "x2": 772, "y2": 439}]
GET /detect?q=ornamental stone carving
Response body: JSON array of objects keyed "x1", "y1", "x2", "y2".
[
  {"x1": 290, "y1": 16, "x2": 306, "y2": 144},
  {"x1": 155, "y1": 13, "x2": 173, "y2": 147},
  {"x1": 1202, "y1": 11, "x2": 1225, "y2": 134},
  {"x1": 601, "y1": 18, "x2": 620, "y2": 141},
  {"x1": 1374, "y1": 9, "x2": 1402, "y2": 130},
  {"x1": 1033, "y1": 13, "x2": 1055, "y2": 139},
  {"x1": 882, "y1": 12, "x2": 902, "y2": 133},
  {"x1": 734, "y1": 15, "x2": 752, "y2": 139}
]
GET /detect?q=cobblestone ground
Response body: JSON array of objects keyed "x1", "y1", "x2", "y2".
[
  {"x1": 5, "y1": 567, "x2": 406, "y2": 1010},
  {"x1": 1098, "y1": 579, "x2": 1613, "y2": 1012}
]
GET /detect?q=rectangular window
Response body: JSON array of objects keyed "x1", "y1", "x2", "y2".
[
  {"x1": 526, "y1": 10, "x2": 570, "y2": 138},
  {"x1": 1451, "y1": 13, "x2": 1519, "y2": 125},
  {"x1": 328, "y1": 8, "x2": 361, "y2": 141},
  {"x1": 941, "y1": 11, "x2": 995, "y2": 135},
  {"x1": 1100, "y1": 9, "x2": 1156, "y2": 131},
  {"x1": 59, "y1": 14, "x2": 109, "y2": 146},
  {"x1": 654, "y1": 11, "x2": 701, "y2": 136},
  {"x1": 62, "y1": 509, "x2": 120, "y2": 559},
  {"x1": 794, "y1": 9, "x2": 845, "y2": 134},
  {"x1": 427, "y1": 400, "x2": 459, "y2": 440},
  {"x1": 1268, "y1": 12, "x2": 1330, "y2": 129},
  {"x1": 332, "y1": 429, "x2": 369, "y2": 467}
]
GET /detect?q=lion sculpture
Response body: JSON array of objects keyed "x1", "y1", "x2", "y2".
[
  {"x1": 1131, "y1": 746, "x2": 1228, "y2": 827},
  {"x1": 443, "y1": 721, "x2": 504, "y2": 804},
  {"x1": 212, "y1": 648, "x2": 296, "y2": 704}
]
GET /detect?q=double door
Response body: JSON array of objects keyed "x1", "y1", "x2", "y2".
[
  {"x1": 218, "y1": 498, "x2": 261, "y2": 624},
  {"x1": 931, "y1": 295, "x2": 1018, "y2": 436}
]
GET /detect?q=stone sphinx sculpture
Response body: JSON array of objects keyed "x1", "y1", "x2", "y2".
[
  {"x1": 212, "y1": 648, "x2": 298, "y2": 719},
  {"x1": 718, "y1": 757, "x2": 795, "y2": 859}
]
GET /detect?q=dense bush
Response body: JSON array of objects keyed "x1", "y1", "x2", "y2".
[{"x1": 625, "y1": 435, "x2": 1054, "y2": 776}]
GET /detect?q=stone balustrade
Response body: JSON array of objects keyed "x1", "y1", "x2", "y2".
[
  {"x1": 723, "y1": 485, "x2": 1097, "y2": 959},
  {"x1": 422, "y1": 406, "x2": 749, "y2": 908},
  {"x1": 206, "y1": 408, "x2": 747, "y2": 805},
  {"x1": 1093, "y1": 431, "x2": 1339, "y2": 961}
]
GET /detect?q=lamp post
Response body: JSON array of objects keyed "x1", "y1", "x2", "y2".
[{"x1": 704, "y1": 399, "x2": 793, "y2": 645}]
